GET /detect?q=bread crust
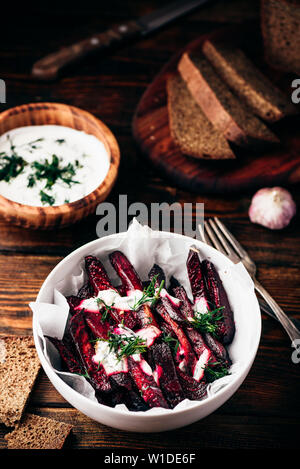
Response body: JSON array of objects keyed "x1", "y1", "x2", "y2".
[
  {"x1": 178, "y1": 52, "x2": 279, "y2": 147},
  {"x1": 261, "y1": 0, "x2": 300, "y2": 74},
  {"x1": 0, "y1": 336, "x2": 40, "y2": 427},
  {"x1": 202, "y1": 39, "x2": 297, "y2": 122},
  {"x1": 5, "y1": 413, "x2": 73, "y2": 449},
  {"x1": 167, "y1": 74, "x2": 235, "y2": 159}
]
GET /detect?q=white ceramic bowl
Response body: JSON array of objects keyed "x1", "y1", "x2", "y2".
[{"x1": 32, "y1": 230, "x2": 261, "y2": 432}]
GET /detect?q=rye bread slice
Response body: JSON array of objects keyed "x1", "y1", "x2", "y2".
[
  {"x1": 178, "y1": 52, "x2": 279, "y2": 148},
  {"x1": 166, "y1": 74, "x2": 235, "y2": 160},
  {"x1": 261, "y1": 0, "x2": 300, "y2": 75},
  {"x1": 5, "y1": 413, "x2": 73, "y2": 449},
  {"x1": 0, "y1": 336, "x2": 40, "y2": 427},
  {"x1": 202, "y1": 39, "x2": 297, "y2": 122}
]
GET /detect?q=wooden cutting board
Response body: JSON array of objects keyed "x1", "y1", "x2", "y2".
[{"x1": 132, "y1": 26, "x2": 300, "y2": 193}]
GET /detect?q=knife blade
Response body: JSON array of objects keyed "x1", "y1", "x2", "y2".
[
  {"x1": 32, "y1": 0, "x2": 212, "y2": 81},
  {"x1": 139, "y1": 0, "x2": 210, "y2": 34}
]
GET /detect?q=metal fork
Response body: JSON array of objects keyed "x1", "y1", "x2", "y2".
[
  {"x1": 198, "y1": 217, "x2": 300, "y2": 345},
  {"x1": 259, "y1": 297, "x2": 300, "y2": 330}
]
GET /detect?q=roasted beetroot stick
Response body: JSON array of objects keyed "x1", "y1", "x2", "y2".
[
  {"x1": 84, "y1": 255, "x2": 138, "y2": 330},
  {"x1": 110, "y1": 251, "x2": 159, "y2": 328},
  {"x1": 69, "y1": 310, "x2": 111, "y2": 393},
  {"x1": 146, "y1": 266, "x2": 185, "y2": 406},
  {"x1": 84, "y1": 313, "x2": 148, "y2": 412},
  {"x1": 148, "y1": 263, "x2": 166, "y2": 287},
  {"x1": 127, "y1": 357, "x2": 169, "y2": 409},
  {"x1": 170, "y1": 281, "x2": 221, "y2": 376},
  {"x1": 202, "y1": 260, "x2": 235, "y2": 345},
  {"x1": 66, "y1": 295, "x2": 82, "y2": 315},
  {"x1": 151, "y1": 341, "x2": 185, "y2": 408},
  {"x1": 84, "y1": 311, "x2": 110, "y2": 340},
  {"x1": 155, "y1": 302, "x2": 197, "y2": 376},
  {"x1": 78, "y1": 282, "x2": 93, "y2": 299},
  {"x1": 85, "y1": 255, "x2": 116, "y2": 293},
  {"x1": 47, "y1": 336, "x2": 83, "y2": 374},
  {"x1": 186, "y1": 249, "x2": 211, "y2": 314},
  {"x1": 203, "y1": 332, "x2": 231, "y2": 367},
  {"x1": 170, "y1": 279, "x2": 194, "y2": 321},
  {"x1": 109, "y1": 250, "x2": 143, "y2": 293},
  {"x1": 160, "y1": 297, "x2": 186, "y2": 324},
  {"x1": 171, "y1": 279, "x2": 231, "y2": 367},
  {"x1": 110, "y1": 372, "x2": 149, "y2": 411},
  {"x1": 149, "y1": 265, "x2": 185, "y2": 323},
  {"x1": 176, "y1": 368, "x2": 207, "y2": 401}
]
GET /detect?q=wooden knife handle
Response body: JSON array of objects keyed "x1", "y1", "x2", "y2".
[{"x1": 32, "y1": 20, "x2": 142, "y2": 81}]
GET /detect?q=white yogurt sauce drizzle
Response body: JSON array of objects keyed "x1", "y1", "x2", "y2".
[
  {"x1": 92, "y1": 324, "x2": 155, "y2": 377},
  {"x1": 79, "y1": 289, "x2": 146, "y2": 313},
  {"x1": 0, "y1": 125, "x2": 110, "y2": 206}
]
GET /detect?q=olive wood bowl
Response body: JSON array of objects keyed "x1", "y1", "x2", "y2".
[{"x1": 0, "y1": 102, "x2": 120, "y2": 229}]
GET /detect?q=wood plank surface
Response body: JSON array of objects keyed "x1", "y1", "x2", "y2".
[{"x1": 0, "y1": 0, "x2": 299, "y2": 451}]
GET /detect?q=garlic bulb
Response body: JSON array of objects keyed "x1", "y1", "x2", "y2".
[{"x1": 249, "y1": 187, "x2": 296, "y2": 230}]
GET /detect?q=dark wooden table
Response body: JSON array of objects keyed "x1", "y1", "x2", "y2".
[{"x1": 0, "y1": 0, "x2": 299, "y2": 450}]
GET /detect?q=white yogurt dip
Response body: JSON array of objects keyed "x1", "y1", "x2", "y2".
[{"x1": 0, "y1": 125, "x2": 110, "y2": 206}]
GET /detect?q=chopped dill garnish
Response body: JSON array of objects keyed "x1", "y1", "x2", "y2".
[
  {"x1": 27, "y1": 173, "x2": 36, "y2": 187},
  {"x1": 30, "y1": 154, "x2": 80, "y2": 190},
  {"x1": 0, "y1": 134, "x2": 27, "y2": 182},
  {"x1": 39, "y1": 190, "x2": 55, "y2": 206},
  {"x1": 189, "y1": 306, "x2": 224, "y2": 336},
  {"x1": 96, "y1": 298, "x2": 114, "y2": 322},
  {"x1": 96, "y1": 332, "x2": 147, "y2": 362},
  {"x1": 0, "y1": 153, "x2": 27, "y2": 182},
  {"x1": 131, "y1": 275, "x2": 164, "y2": 311},
  {"x1": 55, "y1": 139, "x2": 65, "y2": 145},
  {"x1": 23, "y1": 137, "x2": 44, "y2": 150},
  {"x1": 75, "y1": 159, "x2": 82, "y2": 169},
  {"x1": 202, "y1": 360, "x2": 230, "y2": 383}
]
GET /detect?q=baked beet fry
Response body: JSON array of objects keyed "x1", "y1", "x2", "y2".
[
  {"x1": 170, "y1": 280, "x2": 221, "y2": 374},
  {"x1": 84, "y1": 255, "x2": 138, "y2": 330},
  {"x1": 47, "y1": 336, "x2": 83, "y2": 374},
  {"x1": 151, "y1": 341, "x2": 185, "y2": 408},
  {"x1": 160, "y1": 297, "x2": 185, "y2": 323},
  {"x1": 66, "y1": 295, "x2": 82, "y2": 315},
  {"x1": 176, "y1": 368, "x2": 207, "y2": 401},
  {"x1": 109, "y1": 373, "x2": 149, "y2": 412},
  {"x1": 110, "y1": 251, "x2": 159, "y2": 329},
  {"x1": 187, "y1": 249, "x2": 211, "y2": 313},
  {"x1": 202, "y1": 260, "x2": 235, "y2": 344},
  {"x1": 170, "y1": 280, "x2": 194, "y2": 321},
  {"x1": 85, "y1": 255, "x2": 117, "y2": 294},
  {"x1": 148, "y1": 263, "x2": 166, "y2": 288},
  {"x1": 109, "y1": 250, "x2": 143, "y2": 293},
  {"x1": 68, "y1": 310, "x2": 111, "y2": 393},
  {"x1": 171, "y1": 278, "x2": 231, "y2": 368},
  {"x1": 127, "y1": 357, "x2": 169, "y2": 409},
  {"x1": 149, "y1": 265, "x2": 185, "y2": 323},
  {"x1": 77, "y1": 282, "x2": 94, "y2": 299},
  {"x1": 84, "y1": 312, "x2": 148, "y2": 411},
  {"x1": 84, "y1": 311, "x2": 110, "y2": 340},
  {"x1": 203, "y1": 332, "x2": 232, "y2": 367},
  {"x1": 156, "y1": 302, "x2": 197, "y2": 376},
  {"x1": 171, "y1": 277, "x2": 231, "y2": 367},
  {"x1": 184, "y1": 327, "x2": 217, "y2": 372}
]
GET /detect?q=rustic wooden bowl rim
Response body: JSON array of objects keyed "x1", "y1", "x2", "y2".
[{"x1": 0, "y1": 102, "x2": 120, "y2": 213}]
